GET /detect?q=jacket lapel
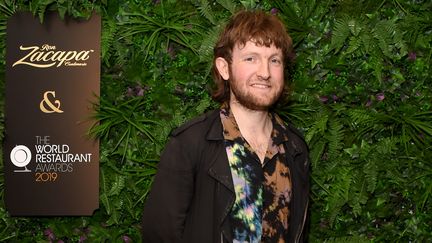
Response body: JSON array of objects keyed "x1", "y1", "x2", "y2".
[
  {"x1": 205, "y1": 109, "x2": 234, "y2": 193},
  {"x1": 205, "y1": 110, "x2": 235, "y2": 242}
]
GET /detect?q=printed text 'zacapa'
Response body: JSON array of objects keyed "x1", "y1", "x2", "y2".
[{"x1": 12, "y1": 44, "x2": 94, "y2": 68}]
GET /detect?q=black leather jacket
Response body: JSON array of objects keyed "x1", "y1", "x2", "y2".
[{"x1": 142, "y1": 109, "x2": 310, "y2": 243}]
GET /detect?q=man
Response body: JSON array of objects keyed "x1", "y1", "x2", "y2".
[{"x1": 142, "y1": 10, "x2": 310, "y2": 243}]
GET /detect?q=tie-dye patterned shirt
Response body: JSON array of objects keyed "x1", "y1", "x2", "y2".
[{"x1": 220, "y1": 106, "x2": 292, "y2": 243}]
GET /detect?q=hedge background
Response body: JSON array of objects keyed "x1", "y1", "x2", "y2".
[{"x1": 0, "y1": 0, "x2": 431, "y2": 242}]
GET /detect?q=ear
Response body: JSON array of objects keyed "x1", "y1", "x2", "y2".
[{"x1": 215, "y1": 57, "x2": 230, "y2": 80}]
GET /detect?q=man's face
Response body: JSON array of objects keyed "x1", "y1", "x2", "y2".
[{"x1": 227, "y1": 41, "x2": 285, "y2": 111}]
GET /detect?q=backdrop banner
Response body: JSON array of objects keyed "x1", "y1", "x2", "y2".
[{"x1": 4, "y1": 11, "x2": 100, "y2": 216}]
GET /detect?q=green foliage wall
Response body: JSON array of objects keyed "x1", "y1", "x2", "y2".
[{"x1": 0, "y1": 0, "x2": 431, "y2": 242}]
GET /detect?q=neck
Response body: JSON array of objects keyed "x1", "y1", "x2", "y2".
[
  {"x1": 228, "y1": 99, "x2": 273, "y2": 163},
  {"x1": 229, "y1": 100, "x2": 272, "y2": 135}
]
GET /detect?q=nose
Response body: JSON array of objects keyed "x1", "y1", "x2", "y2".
[{"x1": 257, "y1": 61, "x2": 270, "y2": 80}]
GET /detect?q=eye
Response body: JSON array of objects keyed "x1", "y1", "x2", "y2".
[
  {"x1": 244, "y1": 56, "x2": 255, "y2": 62},
  {"x1": 271, "y1": 57, "x2": 282, "y2": 65}
]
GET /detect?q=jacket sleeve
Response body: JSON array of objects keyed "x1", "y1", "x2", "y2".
[{"x1": 141, "y1": 135, "x2": 195, "y2": 242}]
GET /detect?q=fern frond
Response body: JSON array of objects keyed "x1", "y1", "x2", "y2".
[
  {"x1": 373, "y1": 20, "x2": 393, "y2": 58},
  {"x1": 348, "y1": 108, "x2": 376, "y2": 134},
  {"x1": 393, "y1": 24, "x2": 407, "y2": 57},
  {"x1": 359, "y1": 29, "x2": 373, "y2": 54},
  {"x1": 198, "y1": 25, "x2": 223, "y2": 62},
  {"x1": 310, "y1": 139, "x2": 326, "y2": 168},
  {"x1": 327, "y1": 166, "x2": 353, "y2": 225},
  {"x1": 347, "y1": 172, "x2": 365, "y2": 216},
  {"x1": 305, "y1": 113, "x2": 329, "y2": 143},
  {"x1": 359, "y1": 140, "x2": 372, "y2": 159},
  {"x1": 375, "y1": 137, "x2": 398, "y2": 155},
  {"x1": 277, "y1": 102, "x2": 315, "y2": 128},
  {"x1": 291, "y1": 91, "x2": 316, "y2": 105},
  {"x1": 101, "y1": 17, "x2": 117, "y2": 65},
  {"x1": 347, "y1": 18, "x2": 363, "y2": 37},
  {"x1": 369, "y1": 56, "x2": 384, "y2": 82},
  {"x1": 345, "y1": 36, "x2": 362, "y2": 56},
  {"x1": 272, "y1": 0, "x2": 313, "y2": 44},
  {"x1": 372, "y1": 19, "x2": 406, "y2": 59},
  {"x1": 363, "y1": 160, "x2": 378, "y2": 193},
  {"x1": 330, "y1": 16, "x2": 352, "y2": 53},
  {"x1": 324, "y1": 235, "x2": 371, "y2": 243},
  {"x1": 216, "y1": 0, "x2": 237, "y2": 14},
  {"x1": 100, "y1": 168, "x2": 112, "y2": 214},
  {"x1": 326, "y1": 119, "x2": 345, "y2": 160},
  {"x1": 194, "y1": 0, "x2": 216, "y2": 24},
  {"x1": 108, "y1": 175, "x2": 126, "y2": 196},
  {"x1": 239, "y1": 0, "x2": 257, "y2": 9}
]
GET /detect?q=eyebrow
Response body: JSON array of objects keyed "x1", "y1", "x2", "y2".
[{"x1": 240, "y1": 52, "x2": 282, "y2": 58}]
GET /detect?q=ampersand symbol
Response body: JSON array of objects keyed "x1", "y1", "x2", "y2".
[{"x1": 40, "y1": 91, "x2": 64, "y2": 113}]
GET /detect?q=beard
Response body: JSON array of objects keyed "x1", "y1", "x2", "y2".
[{"x1": 229, "y1": 74, "x2": 284, "y2": 111}]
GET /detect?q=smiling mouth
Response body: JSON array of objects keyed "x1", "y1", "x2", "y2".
[{"x1": 251, "y1": 83, "x2": 271, "y2": 89}]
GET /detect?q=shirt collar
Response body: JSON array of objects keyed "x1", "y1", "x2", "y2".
[{"x1": 220, "y1": 104, "x2": 289, "y2": 145}]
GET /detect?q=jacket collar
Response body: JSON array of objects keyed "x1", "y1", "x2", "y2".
[
  {"x1": 204, "y1": 109, "x2": 302, "y2": 156},
  {"x1": 205, "y1": 109, "x2": 225, "y2": 141}
]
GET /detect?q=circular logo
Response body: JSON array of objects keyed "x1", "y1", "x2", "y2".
[{"x1": 10, "y1": 145, "x2": 32, "y2": 168}]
